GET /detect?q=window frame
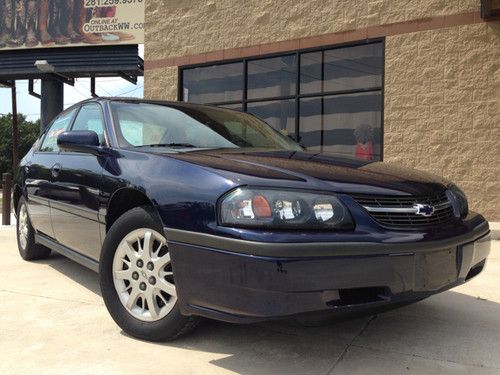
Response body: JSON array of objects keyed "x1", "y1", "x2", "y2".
[
  {"x1": 69, "y1": 102, "x2": 110, "y2": 147},
  {"x1": 179, "y1": 38, "x2": 385, "y2": 160}
]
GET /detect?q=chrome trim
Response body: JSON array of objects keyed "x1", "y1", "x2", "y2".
[
  {"x1": 363, "y1": 206, "x2": 417, "y2": 213},
  {"x1": 363, "y1": 201, "x2": 452, "y2": 214}
]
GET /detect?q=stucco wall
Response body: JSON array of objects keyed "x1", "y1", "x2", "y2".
[
  {"x1": 145, "y1": 0, "x2": 479, "y2": 60},
  {"x1": 384, "y1": 22, "x2": 500, "y2": 220},
  {"x1": 144, "y1": 1, "x2": 500, "y2": 221}
]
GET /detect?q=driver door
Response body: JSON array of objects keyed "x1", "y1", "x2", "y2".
[
  {"x1": 50, "y1": 103, "x2": 107, "y2": 261},
  {"x1": 25, "y1": 109, "x2": 77, "y2": 238}
]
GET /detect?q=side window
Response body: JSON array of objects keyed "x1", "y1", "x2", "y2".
[
  {"x1": 71, "y1": 104, "x2": 106, "y2": 145},
  {"x1": 39, "y1": 109, "x2": 77, "y2": 152}
]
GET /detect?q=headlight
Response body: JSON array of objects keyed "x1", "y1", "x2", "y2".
[
  {"x1": 219, "y1": 188, "x2": 354, "y2": 229},
  {"x1": 447, "y1": 184, "x2": 468, "y2": 218}
]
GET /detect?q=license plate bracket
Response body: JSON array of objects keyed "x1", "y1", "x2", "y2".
[{"x1": 415, "y1": 248, "x2": 458, "y2": 291}]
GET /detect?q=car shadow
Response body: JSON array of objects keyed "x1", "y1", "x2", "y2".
[
  {"x1": 38, "y1": 252, "x2": 102, "y2": 297},
  {"x1": 38, "y1": 252, "x2": 500, "y2": 374},
  {"x1": 153, "y1": 292, "x2": 500, "y2": 374}
]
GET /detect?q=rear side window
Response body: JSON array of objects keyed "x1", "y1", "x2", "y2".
[
  {"x1": 71, "y1": 104, "x2": 106, "y2": 145},
  {"x1": 39, "y1": 109, "x2": 77, "y2": 152}
]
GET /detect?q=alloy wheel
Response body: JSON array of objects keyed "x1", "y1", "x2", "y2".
[
  {"x1": 18, "y1": 203, "x2": 29, "y2": 250},
  {"x1": 112, "y1": 228, "x2": 177, "y2": 322}
]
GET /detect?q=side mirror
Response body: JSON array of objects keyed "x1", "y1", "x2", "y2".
[{"x1": 57, "y1": 131, "x2": 102, "y2": 155}]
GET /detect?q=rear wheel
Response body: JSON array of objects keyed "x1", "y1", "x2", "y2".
[
  {"x1": 16, "y1": 197, "x2": 51, "y2": 261},
  {"x1": 99, "y1": 206, "x2": 199, "y2": 341}
]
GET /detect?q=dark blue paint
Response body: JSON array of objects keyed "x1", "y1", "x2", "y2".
[{"x1": 14, "y1": 98, "x2": 491, "y2": 323}]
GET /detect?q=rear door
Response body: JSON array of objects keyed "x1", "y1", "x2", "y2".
[
  {"x1": 25, "y1": 109, "x2": 77, "y2": 238},
  {"x1": 50, "y1": 103, "x2": 107, "y2": 261}
]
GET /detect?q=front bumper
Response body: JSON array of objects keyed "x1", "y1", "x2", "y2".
[{"x1": 166, "y1": 222, "x2": 491, "y2": 324}]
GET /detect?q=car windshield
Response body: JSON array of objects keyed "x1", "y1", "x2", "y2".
[{"x1": 110, "y1": 102, "x2": 302, "y2": 151}]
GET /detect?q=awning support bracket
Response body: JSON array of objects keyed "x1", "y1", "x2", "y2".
[
  {"x1": 119, "y1": 72, "x2": 137, "y2": 85},
  {"x1": 28, "y1": 79, "x2": 41, "y2": 99},
  {"x1": 90, "y1": 76, "x2": 98, "y2": 98}
]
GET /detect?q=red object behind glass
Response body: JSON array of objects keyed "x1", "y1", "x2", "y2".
[{"x1": 355, "y1": 141, "x2": 374, "y2": 160}]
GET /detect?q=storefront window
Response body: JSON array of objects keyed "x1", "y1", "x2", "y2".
[
  {"x1": 300, "y1": 92, "x2": 382, "y2": 159},
  {"x1": 323, "y1": 44, "x2": 383, "y2": 92},
  {"x1": 300, "y1": 51, "x2": 322, "y2": 95},
  {"x1": 182, "y1": 62, "x2": 243, "y2": 104},
  {"x1": 247, "y1": 99, "x2": 296, "y2": 138},
  {"x1": 181, "y1": 41, "x2": 383, "y2": 160},
  {"x1": 247, "y1": 55, "x2": 297, "y2": 99}
]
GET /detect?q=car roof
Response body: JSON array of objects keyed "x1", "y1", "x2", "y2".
[{"x1": 80, "y1": 97, "x2": 222, "y2": 111}]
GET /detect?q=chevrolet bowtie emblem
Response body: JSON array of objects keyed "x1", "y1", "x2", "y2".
[{"x1": 413, "y1": 203, "x2": 435, "y2": 217}]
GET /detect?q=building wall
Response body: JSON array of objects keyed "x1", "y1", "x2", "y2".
[
  {"x1": 385, "y1": 22, "x2": 500, "y2": 220},
  {"x1": 144, "y1": 0, "x2": 500, "y2": 220}
]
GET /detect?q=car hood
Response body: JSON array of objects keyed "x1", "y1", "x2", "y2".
[{"x1": 162, "y1": 149, "x2": 449, "y2": 196}]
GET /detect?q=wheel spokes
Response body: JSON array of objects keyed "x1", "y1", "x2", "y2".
[
  {"x1": 159, "y1": 270, "x2": 173, "y2": 278},
  {"x1": 142, "y1": 231, "x2": 152, "y2": 257},
  {"x1": 157, "y1": 279, "x2": 177, "y2": 297},
  {"x1": 113, "y1": 228, "x2": 177, "y2": 322},
  {"x1": 114, "y1": 268, "x2": 133, "y2": 280},
  {"x1": 126, "y1": 288, "x2": 141, "y2": 310},
  {"x1": 145, "y1": 293, "x2": 160, "y2": 319},
  {"x1": 154, "y1": 252, "x2": 171, "y2": 270},
  {"x1": 119, "y1": 240, "x2": 138, "y2": 262}
]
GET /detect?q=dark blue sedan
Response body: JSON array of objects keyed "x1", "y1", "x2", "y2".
[{"x1": 14, "y1": 98, "x2": 491, "y2": 341}]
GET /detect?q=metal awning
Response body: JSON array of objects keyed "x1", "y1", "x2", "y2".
[{"x1": 0, "y1": 44, "x2": 143, "y2": 81}]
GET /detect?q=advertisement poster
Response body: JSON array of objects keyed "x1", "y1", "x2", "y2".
[{"x1": 0, "y1": 0, "x2": 144, "y2": 50}]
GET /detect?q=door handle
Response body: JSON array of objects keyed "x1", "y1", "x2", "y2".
[{"x1": 51, "y1": 164, "x2": 62, "y2": 179}]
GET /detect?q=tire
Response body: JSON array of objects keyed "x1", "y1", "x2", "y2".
[
  {"x1": 16, "y1": 196, "x2": 51, "y2": 261},
  {"x1": 99, "y1": 205, "x2": 199, "y2": 341}
]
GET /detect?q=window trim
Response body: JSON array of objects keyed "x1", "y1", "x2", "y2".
[
  {"x1": 178, "y1": 37, "x2": 385, "y2": 160},
  {"x1": 69, "y1": 102, "x2": 110, "y2": 147}
]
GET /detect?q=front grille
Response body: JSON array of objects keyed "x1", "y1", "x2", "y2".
[{"x1": 351, "y1": 191, "x2": 456, "y2": 228}]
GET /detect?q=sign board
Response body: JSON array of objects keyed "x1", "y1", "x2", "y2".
[{"x1": 0, "y1": 0, "x2": 144, "y2": 51}]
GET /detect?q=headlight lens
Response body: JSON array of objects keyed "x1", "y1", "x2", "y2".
[
  {"x1": 219, "y1": 188, "x2": 353, "y2": 229},
  {"x1": 447, "y1": 184, "x2": 468, "y2": 218}
]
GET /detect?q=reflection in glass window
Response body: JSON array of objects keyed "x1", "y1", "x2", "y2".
[
  {"x1": 183, "y1": 62, "x2": 243, "y2": 104},
  {"x1": 300, "y1": 52, "x2": 322, "y2": 95},
  {"x1": 219, "y1": 103, "x2": 243, "y2": 112},
  {"x1": 247, "y1": 100, "x2": 295, "y2": 138},
  {"x1": 300, "y1": 92, "x2": 382, "y2": 159},
  {"x1": 247, "y1": 55, "x2": 297, "y2": 100},
  {"x1": 39, "y1": 109, "x2": 76, "y2": 152},
  {"x1": 323, "y1": 44, "x2": 383, "y2": 92},
  {"x1": 71, "y1": 104, "x2": 105, "y2": 145},
  {"x1": 111, "y1": 102, "x2": 301, "y2": 150},
  {"x1": 120, "y1": 121, "x2": 145, "y2": 146},
  {"x1": 180, "y1": 41, "x2": 383, "y2": 160}
]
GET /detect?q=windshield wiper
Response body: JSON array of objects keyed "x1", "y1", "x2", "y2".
[{"x1": 136, "y1": 143, "x2": 197, "y2": 148}]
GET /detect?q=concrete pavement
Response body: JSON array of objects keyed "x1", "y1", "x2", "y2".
[{"x1": 0, "y1": 226, "x2": 499, "y2": 375}]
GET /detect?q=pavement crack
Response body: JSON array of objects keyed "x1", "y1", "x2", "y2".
[
  {"x1": 327, "y1": 315, "x2": 377, "y2": 374},
  {"x1": 0, "y1": 289, "x2": 103, "y2": 306},
  {"x1": 350, "y1": 344, "x2": 500, "y2": 371}
]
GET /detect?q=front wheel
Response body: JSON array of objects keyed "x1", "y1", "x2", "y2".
[{"x1": 99, "y1": 206, "x2": 199, "y2": 341}]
